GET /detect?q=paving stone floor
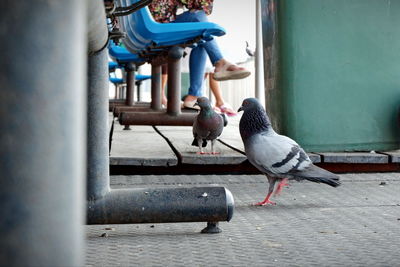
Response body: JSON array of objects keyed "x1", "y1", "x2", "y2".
[{"x1": 86, "y1": 172, "x2": 400, "y2": 267}]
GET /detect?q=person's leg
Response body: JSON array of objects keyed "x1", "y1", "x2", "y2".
[
  {"x1": 175, "y1": 11, "x2": 208, "y2": 105},
  {"x1": 161, "y1": 64, "x2": 168, "y2": 106},
  {"x1": 189, "y1": 42, "x2": 208, "y2": 97},
  {"x1": 175, "y1": 11, "x2": 223, "y2": 65},
  {"x1": 209, "y1": 73, "x2": 224, "y2": 107},
  {"x1": 208, "y1": 73, "x2": 237, "y2": 116},
  {"x1": 175, "y1": 11, "x2": 249, "y2": 80}
]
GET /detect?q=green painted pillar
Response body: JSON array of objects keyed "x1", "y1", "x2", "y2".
[{"x1": 263, "y1": 0, "x2": 400, "y2": 152}]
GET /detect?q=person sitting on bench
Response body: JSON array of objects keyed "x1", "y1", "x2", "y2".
[{"x1": 149, "y1": 0, "x2": 251, "y2": 109}]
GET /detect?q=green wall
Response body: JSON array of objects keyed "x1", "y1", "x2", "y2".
[{"x1": 273, "y1": 0, "x2": 400, "y2": 152}]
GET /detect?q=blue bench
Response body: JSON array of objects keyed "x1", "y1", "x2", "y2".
[
  {"x1": 108, "y1": 54, "x2": 152, "y2": 109},
  {"x1": 112, "y1": 0, "x2": 226, "y2": 126},
  {"x1": 108, "y1": 42, "x2": 144, "y2": 64},
  {"x1": 108, "y1": 61, "x2": 119, "y2": 71},
  {"x1": 118, "y1": 0, "x2": 225, "y2": 54}
]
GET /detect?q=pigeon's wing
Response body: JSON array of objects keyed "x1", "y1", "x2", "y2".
[
  {"x1": 207, "y1": 113, "x2": 224, "y2": 140},
  {"x1": 245, "y1": 132, "x2": 312, "y2": 175},
  {"x1": 193, "y1": 118, "x2": 207, "y2": 137},
  {"x1": 193, "y1": 119, "x2": 199, "y2": 138}
]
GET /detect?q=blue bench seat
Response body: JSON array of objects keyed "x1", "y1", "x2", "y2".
[{"x1": 117, "y1": 0, "x2": 225, "y2": 56}]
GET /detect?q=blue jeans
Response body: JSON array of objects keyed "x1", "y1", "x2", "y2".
[{"x1": 174, "y1": 11, "x2": 223, "y2": 97}]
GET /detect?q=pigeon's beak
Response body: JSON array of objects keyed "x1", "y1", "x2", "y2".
[
  {"x1": 238, "y1": 106, "x2": 243, "y2": 112},
  {"x1": 194, "y1": 102, "x2": 199, "y2": 107}
]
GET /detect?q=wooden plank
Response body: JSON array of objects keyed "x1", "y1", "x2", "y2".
[
  {"x1": 319, "y1": 152, "x2": 388, "y2": 164},
  {"x1": 380, "y1": 150, "x2": 400, "y2": 163},
  {"x1": 110, "y1": 124, "x2": 178, "y2": 166},
  {"x1": 156, "y1": 126, "x2": 247, "y2": 165}
]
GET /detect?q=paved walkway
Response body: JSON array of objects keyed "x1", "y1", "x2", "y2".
[{"x1": 86, "y1": 172, "x2": 400, "y2": 266}]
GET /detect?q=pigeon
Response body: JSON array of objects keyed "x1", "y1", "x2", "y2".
[
  {"x1": 238, "y1": 98, "x2": 340, "y2": 205},
  {"x1": 245, "y1": 41, "x2": 255, "y2": 57},
  {"x1": 192, "y1": 97, "x2": 224, "y2": 154}
]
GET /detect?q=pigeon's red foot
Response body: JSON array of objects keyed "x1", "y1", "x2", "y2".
[
  {"x1": 253, "y1": 200, "x2": 276, "y2": 206},
  {"x1": 253, "y1": 192, "x2": 275, "y2": 206},
  {"x1": 274, "y1": 178, "x2": 289, "y2": 196}
]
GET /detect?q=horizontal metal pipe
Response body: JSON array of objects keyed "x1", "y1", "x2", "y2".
[
  {"x1": 109, "y1": 99, "x2": 126, "y2": 104},
  {"x1": 119, "y1": 112, "x2": 197, "y2": 126},
  {"x1": 87, "y1": 187, "x2": 234, "y2": 224},
  {"x1": 113, "y1": 105, "x2": 158, "y2": 117}
]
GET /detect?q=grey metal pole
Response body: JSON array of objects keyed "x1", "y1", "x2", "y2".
[
  {"x1": 0, "y1": 1, "x2": 86, "y2": 266},
  {"x1": 87, "y1": 0, "x2": 110, "y2": 200},
  {"x1": 151, "y1": 64, "x2": 163, "y2": 111},
  {"x1": 87, "y1": 49, "x2": 111, "y2": 200},
  {"x1": 125, "y1": 64, "x2": 136, "y2": 106},
  {"x1": 88, "y1": 187, "x2": 234, "y2": 224},
  {"x1": 255, "y1": 0, "x2": 266, "y2": 108},
  {"x1": 167, "y1": 46, "x2": 184, "y2": 116}
]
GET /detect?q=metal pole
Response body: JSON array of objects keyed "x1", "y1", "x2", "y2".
[
  {"x1": 87, "y1": 49, "x2": 111, "y2": 200},
  {"x1": 88, "y1": 187, "x2": 234, "y2": 224},
  {"x1": 0, "y1": 1, "x2": 85, "y2": 266},
  {"x1": 125, "y1": 63, "x2": 136, "y2": 106},
  {"x1": 119, "y1": 112, "x2": 196, "y2": 126},
  {"x1": 167, "y1": 46, "x2": 184, "y2": 115},
  {"x1": 255, "y1": 0, "x2": 265, "y2": 108},
  {"x1": 151, "y1": 64, "x2": 162, "y2": 110}
]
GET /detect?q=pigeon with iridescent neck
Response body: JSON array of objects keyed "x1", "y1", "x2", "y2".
[
  {"x1": 192, "y1": 97, "x2": 224, "y2": 154},
  {"x1": 238, "y1": 98, "x2": 340, "y2": 205}
]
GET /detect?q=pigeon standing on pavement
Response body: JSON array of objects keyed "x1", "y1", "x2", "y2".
[
  {"x1": 192, "y1": 97, "x2": 224, "y2": 154},
  {"x1": 238, "y1": 98, "x2": 340, "y2": 205}
]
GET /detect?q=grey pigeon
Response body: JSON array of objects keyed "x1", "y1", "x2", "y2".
[
  {"x1": 245, "y1": 41, "x2": 255, "y2": 57},
  {"x1": 238, "y1": 98, "x2": 340, "y2": 205},
  {"x1": 192, "y1": 97, "x2": 224, "y2": 154}
]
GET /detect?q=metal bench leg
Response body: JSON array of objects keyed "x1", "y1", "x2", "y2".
[
  {"x1": 167, "y1": 46, "x2": 184, "y2": 115},
  {"x1": 114, "y1": 84, "x2": 119, "y2": 99},
  {"x1": 88, "y1": 49, "x2": 234, "y2": 229},
  {"x1": 136, "y1": 81, "x2": 141, "y2": 102},
  {"x1": 88, "y1": 49, "x2": 111, "y2": 200},
  {"x1": 125, "y1": 63, "x2": 136, "y2": 107},
  {"x1": 151, "y1": 64, "x2": 162, "y2": 111}
]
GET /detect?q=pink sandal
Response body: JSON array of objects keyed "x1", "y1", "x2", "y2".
[{"x1": 213, "y1": 63, "x2": 251, "y2": 81}]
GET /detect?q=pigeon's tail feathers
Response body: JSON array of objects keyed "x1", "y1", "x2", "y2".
[
  {"x1": 191, "y1": 138, "x2": 207, "y2": 147},
  {"x1": 294, "y1": 165, "x2": 341, "y2": 187},
  {"x1": 302, "y1": 175, "x2": 341, "y2": 187}
]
